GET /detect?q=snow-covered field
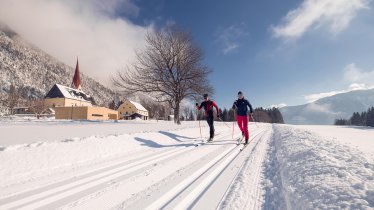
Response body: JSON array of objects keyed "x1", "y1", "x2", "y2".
[{"x1": 1, "y1": 119, "x2": 374, "y2": 210}]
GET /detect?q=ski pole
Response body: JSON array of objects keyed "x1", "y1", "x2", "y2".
[
  {"x1": 250, "y1": 114, "x2": 259, "y2": 128},
  {"x1": 218, "y1": 117, "x2": 231, "y2": 129},
  {"x1": 198, "y1": 119, "x2": 202, "y2": 138},
  {"x1": 196, "y1": 108, "x2": 202, "y2": 139},
  {"x1": 232, "y1": 121, "x2": 235, "y2": 140}
]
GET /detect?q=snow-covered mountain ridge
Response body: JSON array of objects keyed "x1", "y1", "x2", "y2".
[
  {"x1": 280, "y1": 88, "x2": 374, "y2": 125},
  {"x1": 0, "y1": 24, "x2": 115, "y2": 106}
]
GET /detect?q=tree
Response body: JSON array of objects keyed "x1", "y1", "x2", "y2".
[
  {"x1": 113, "y1": 27, "x2": 213, "y2": 124},
  {"x1": 6, "y1": 84, "x2": 23, "y2": 114},
  {"x1": 367, "y1": 107, "x2": 374, "y2": 127},
  {"x1": 335, "y1": 118, "x2": 349, "y2": 125},
  {"x1": 350, "y1": 112, "x2": 361, "y2": 126},
  {"x1": 108, "y1": 100, "x2": 117, "y2": 110},
  {"x1": 29, "y1": 98, "x2": 46, "y2": 119},
  {"x1": 228, "y1": 108, "x2": 235, "y2": 122},
  {"x1": 189, "y1": 109, "x2": 195, "y2": 121},
  {"x1": 222, "y1": 108, "x2": 228, "y2": 121}
]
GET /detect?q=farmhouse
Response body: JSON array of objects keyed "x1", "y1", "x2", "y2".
[{"x1": 118, "y1": 100, "x2": 149, "y2": 120}]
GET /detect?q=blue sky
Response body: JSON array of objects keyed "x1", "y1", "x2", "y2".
[
  {"x1": 1, "y1": 0, "x2": 374, "y2": 109},
  {"x1": 123, "y1": 0, "x2": 374, "y2": 109}
]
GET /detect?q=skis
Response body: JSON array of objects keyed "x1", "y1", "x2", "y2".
[
  {"x1": 239, "y1": 142, "x2": 249, "y2": 151},
  {"x1": 236, "y1": 136, "x2": 244, "y2": 145},
  {"x1": 194, "y1": 138, "x2": 213, "y2": 147}
]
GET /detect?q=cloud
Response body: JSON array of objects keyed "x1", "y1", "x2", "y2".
[
  {"x1": 304, "y1": 83, "x2": 374, "y2": 102},
  {"x1": 216, "y1": 23, "x2": 249, "y2": 54},
  {"x1": 344, "y1": 63, "x2": 374, "y2": 84},
  {"x1": 272, "y1": 0, "x2": 369, "y2": 40},
  {"x1": 0, "y1": 0, "x2": 151, "y2": 86},
  {"x1": 270, "y1": 103, "x2": 287, "y2": 108},
  {"x1": 305, "y1": 103, "x2": 332, "y2": 113},
  {"x1": 303, "y1": 63, "x2": 374, "y2": 102}
]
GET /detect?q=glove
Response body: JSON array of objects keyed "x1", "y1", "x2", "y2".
[{"x1": 195, "y1": 103, "x2": 199, "y2": 107}]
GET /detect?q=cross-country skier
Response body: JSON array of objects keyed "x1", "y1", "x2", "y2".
[
  {"x1": 196, "y1": 93, "x2": 220, "y2": 141},
  {"x1": 232, "y1": 91, "x2": 253, "y2": 144}
]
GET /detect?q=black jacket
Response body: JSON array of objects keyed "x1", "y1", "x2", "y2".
[{"x1": 233, "y1": 98, "x2": 253, "y2": 116}]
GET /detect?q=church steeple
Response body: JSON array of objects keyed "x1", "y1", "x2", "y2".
[{"x1": 72, "y1": 58, "x2": 82, "y2": 90}]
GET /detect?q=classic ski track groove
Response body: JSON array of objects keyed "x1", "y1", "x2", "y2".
[
  {"x1": 0, "y1": 131, "x2": 231, "y2": 210},
  {"x1": 216, "y1": 127, "x2": 271, "y2": 210},
  {"x1": 141, "y1": 127, "x2": 266, "y2": 210},
  {"x1": 176, "y1": 129, "x2": 266, "y2": 210}
]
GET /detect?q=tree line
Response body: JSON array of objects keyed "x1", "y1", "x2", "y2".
[
  {"x1": 334, "y1": 106, "x2": 374, "y2": 127},
  {"x1": 0, "y1": 83, "x2": 46, "y2": 118},
  {"x1": 192, "y1": 106, "x2": 284, "y2": 123}
]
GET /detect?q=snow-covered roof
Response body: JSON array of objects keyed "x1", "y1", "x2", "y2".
[
  {"x1": 45, "y1": 84, "x2": 92, "y2": 102},
  {"x1": 129, "y1": 100, "x2": 148, "y2": 112}
]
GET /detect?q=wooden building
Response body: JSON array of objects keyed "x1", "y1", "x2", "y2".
[
  {"x1": 55, "y1": 106, "x2": 118, "y2": 120},
  {"x1": 117, "y1": 100, "x2": 149, "y2": 120}
]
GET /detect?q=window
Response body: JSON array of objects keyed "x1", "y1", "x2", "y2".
[{"x1": 92, "y1": 114, "x2": 103, "y2": 117}]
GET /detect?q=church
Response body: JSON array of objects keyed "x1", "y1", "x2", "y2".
[{"x1": 44, "y1": 59, "x2": 118, "y2": 120}]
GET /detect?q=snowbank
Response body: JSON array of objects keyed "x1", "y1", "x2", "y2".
[{"x1": 264, "y1": 124, "x2": 374, "y2": 209}]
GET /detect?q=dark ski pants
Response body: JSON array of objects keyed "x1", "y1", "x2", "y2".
[{"x1": 206, "y1": 115, "x2": 215, "y2": 138}]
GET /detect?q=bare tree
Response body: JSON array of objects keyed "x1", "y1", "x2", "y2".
[
  {"x1": 6, "y1": 84, "x2": 24, "y2": 115},
  {"x1": 29, "y1": 98, "x2": 46, "y2": 119},
  {"x1": 113, "y1": 28, "x2": 213, "y2": 124}
]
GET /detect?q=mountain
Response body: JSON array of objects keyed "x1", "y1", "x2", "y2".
[
  {"x1": 0, "y1": 24, "x2": 115, "y2": 106},
  {"x1": 280, "y1": 89, "x2": 374, "y2": 125}
]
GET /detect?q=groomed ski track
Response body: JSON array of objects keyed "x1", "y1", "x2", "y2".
[{"x1": 0, "y1": 124, "x2": 272, "y2": 210}]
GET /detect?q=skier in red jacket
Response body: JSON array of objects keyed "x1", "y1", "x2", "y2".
[{"x1": 196, "y1": 93, "x2": 220, "y2": 141}]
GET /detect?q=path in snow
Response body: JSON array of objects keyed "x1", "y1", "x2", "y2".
[{"x1": 0, "y1": 123, "x2": 269, "y2": 210}]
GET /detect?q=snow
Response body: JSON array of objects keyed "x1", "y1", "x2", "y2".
[
  {"x1": 1, "y1": 120, "x2": 374, "y2": 209},
  {"x1": 129, "y1": 100, "x2": 148, "y2": 112},
  {"x1": 264, "y1": 124, "x2": 374, "y2": 209},
  {"x1": 295, "y1": 125, "x2": 374, "y2": 158},
  {"x1": 55, "y1": 84, "x2": 91, "y2": 102}
]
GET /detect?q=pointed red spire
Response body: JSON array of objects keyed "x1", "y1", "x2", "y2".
[{"x1": 72, "y1": 58, "x2": 81, "y2": 90}]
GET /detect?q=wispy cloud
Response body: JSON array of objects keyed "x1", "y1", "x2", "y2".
[
  {"x1": 270, "y1": 103, "x2": 287, "y2": 108},
  {"x1": 303, "y1": 63, "x2": 374, "y2": 102},
  {"x1": 0, "y1": 0, "x2": 151, "y2": 86},
  {"x1": 271, "y1": 0, "x2": 369, "y2": 40},
  {"x1": 304, "y1": 83, "x2": 374, "y2": 102},
  {"x1": 216, "y1": 23, "x2": 249, "y2": 54},
  {"x1": 344, "y1": 63, "x2": 374, "y2": 84}
]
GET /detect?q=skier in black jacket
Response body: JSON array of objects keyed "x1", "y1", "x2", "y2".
[
  {"x1": 196, "y1": 93, "x2": 220, "y2": 141},
  {"x1": 232, "y1": 91, "x2": 253, "y2": 144}
]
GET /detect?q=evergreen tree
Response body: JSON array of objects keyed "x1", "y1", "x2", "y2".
[
  {"x1": 360, "y1": 112, "x2": 367, "y2": 126},
  {"x1": 222, "y1": 108, "x2": 228, "y2": 121},
  {"x1": 335, "y1": 119, "x2": 349, "y2": 125},
  {"x1": 271, "y1": 108, "x2": 284, "y2": 124},
  {"x1": 350, "y1": 112, "x2": 361, "y2": 125},
  {"x1": 367, "y1": 107, "x2": 374, "y2": 127},
  {"x1": 228, "y1": 108, "x2": 235, "y2": 122}
]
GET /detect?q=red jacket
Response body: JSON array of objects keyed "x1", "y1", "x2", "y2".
[{"x1": 197, "y1": 100, "x2": 219, "y2": 117}]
